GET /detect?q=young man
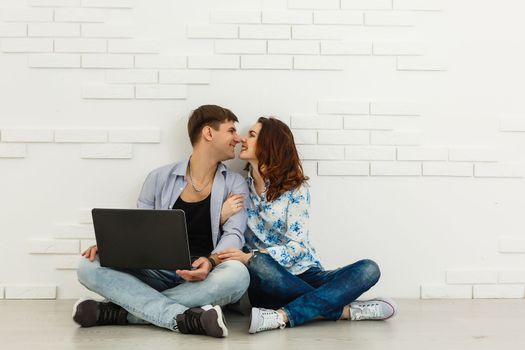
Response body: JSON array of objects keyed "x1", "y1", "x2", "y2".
[{"x1": 73, "y1": 105, "x2": 250, "y2": 338}]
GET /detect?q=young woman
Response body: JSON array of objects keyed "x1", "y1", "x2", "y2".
[{"x1": 217, "y1": 117, "x2": 397, "y2": 334}]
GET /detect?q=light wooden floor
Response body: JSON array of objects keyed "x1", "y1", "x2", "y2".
[{"x1": 0, "y1": 299, "x2": 523, "y2": 350}]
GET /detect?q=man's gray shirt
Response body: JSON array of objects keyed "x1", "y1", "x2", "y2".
[{"x1": 137, "y1": 158, "x2": 249, "y2": 254}]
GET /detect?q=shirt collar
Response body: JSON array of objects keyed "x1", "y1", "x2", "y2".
[{"x1": 171, "y1": 158, "x2": 227, "y2": 177}]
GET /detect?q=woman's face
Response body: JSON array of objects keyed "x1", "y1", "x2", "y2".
[{"x1": 239, "y1": 122, "x2": 262, "y2": 162}]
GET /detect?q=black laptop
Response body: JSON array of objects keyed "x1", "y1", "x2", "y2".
[{"x1": 92, "y1": 208, "x2": 192, "y2": 270}]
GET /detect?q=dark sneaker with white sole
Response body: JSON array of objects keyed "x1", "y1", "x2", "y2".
[
  {"x1": 349, "y1": 298, "x2": 398, "y2": 321},
  {"x1": 72, "y1": 299, "x2": 128, "y2": 327},
  {"x1": 176, "y1": 305, "x2": 228, "y2": 338}
]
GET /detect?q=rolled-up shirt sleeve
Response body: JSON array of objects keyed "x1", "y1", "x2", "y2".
[{"x1": 212, "y1": 173, "x2": 249, "y2": 253}]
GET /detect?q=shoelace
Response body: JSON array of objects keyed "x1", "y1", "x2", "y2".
[
  {"x1": 351, "y1": 302, "x2": 382, "y2": 321},
  {"x1": 257, "y1": 310, "x2": 285, "y2": 331},
  {"x1": 97, "y1": 303, "x2": 125, "y2": 325},
  {"x1": 183, "y1": 310, "x2": 206, "y2": 335}
]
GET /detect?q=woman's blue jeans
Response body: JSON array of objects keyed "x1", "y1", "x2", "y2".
[{"x1": 247, "y1": 254, "x2": 381, "y2": 327}]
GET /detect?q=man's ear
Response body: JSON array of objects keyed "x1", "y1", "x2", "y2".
[{"x1": 202, "y1": 125, "x2": 213, "y2": 142}]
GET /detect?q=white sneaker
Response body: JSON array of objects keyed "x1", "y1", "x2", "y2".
[
  {"x1": 249, "y1": 307, "x2": 286, "y2": 334},
  {"x1": 349, "y1": 298, "x2": 397, "y2": 321}
]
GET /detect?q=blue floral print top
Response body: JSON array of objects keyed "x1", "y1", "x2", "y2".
[{"x1": 244, "y1": 172, "x2": 323, "y2": 275}]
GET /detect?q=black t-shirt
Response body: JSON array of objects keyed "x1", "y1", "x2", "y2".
[{"x1": 172, "y1": 194, "x2": 214, "y2": 258}]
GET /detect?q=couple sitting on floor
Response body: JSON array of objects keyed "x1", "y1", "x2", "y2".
[{"x1": 73, "y1": 104, "x2": 398, "y2": 337}]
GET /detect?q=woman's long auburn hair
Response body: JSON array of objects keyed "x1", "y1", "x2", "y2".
[{"x1": 254, "y1": 117, "x2": 308, "y2": 202}]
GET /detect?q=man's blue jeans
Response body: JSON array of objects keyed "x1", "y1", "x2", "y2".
[
  {"x1": 77, "y1": 257, "x2": 250, "y2": 331},
  {"x1": 247, "y1": 254, "x2": 380, "y2": 327}
]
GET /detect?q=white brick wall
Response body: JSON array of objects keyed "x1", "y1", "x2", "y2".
[
  {"x1": 0, "y1": 9, "x2": 53, "y2": 22},
  {"x1": 500, "y1": 118, "x2": 525, "y2": 132},
  {"x1": 241, "y1": 55, "x2": 292, "y2": 69},
  {"x1": 473, "y1": 285, "x2": 524, "y2": 299},
  {"x1": 292, "y1": 130, "x2": 317, "y2": 144},
  {"x1": 215, "y1": 40, "x2": 267, "y2": 54},
  {"x1": 288, "y1": 0, "x2": 339, "y2": 10},
  {"x1": 313, "y1": 11, "x2": 363, "y2": 25},
  {"x1": 474, "y1": 163, "x2": 523, "y2": 178},
  {"x1": 188, "y1": 55, "x2": 239, "y2": 69},
  {"x1": 420, "y1": 285, "x2": 472, "y2": 299},
  {"x1": 292, "y1": 25, "x2": 343, "y2": 40},
  {"x1": 29, "y1": 0, "x2": 80, "y2": 7},
  {"x1": 1, "y1": 38, "x2": 53, "y2": 52},
  {"x1": 28, "y1": 23, "x2": 80, "y2": 37},
  {"x1": 449, "y1": 148, "x2": 499, "y2": 162},
  {"x1": 53, "y1": 224, "x2": 95, "y2": 239},
  {"x1": 294, "y1": 56, "x2": 344, "y2": 70},
  {"x1": 82, "y1": 54, "x2": 134, "y2": 68},
  {"x1": 371, "y1": 161, "x2": 421, "y2": 176},
  {"x1": 136, "y1": 85, "x2": 187, "y2": 99},
  {"x1": 109, "y1": 129, "x2": 161, "y2": 143},
  {"x1": 27, "y1": 239, "x2": 79, "y2": 254},
  {"x1": 81, "y1": 24, "x2": 134, "y2": 38},
  {"x1": 0, "y1": 23, "x2": 27, "y2": 37},
  {"x1": 108, "y1": 40, "x2": 160, "y2": 54},
  {"x1": 0, "y1": 286, "x2": 3, "y2": 299},
  {"x1": 106, "y1": 69, "x2": 158, "y2": 84},
  {"x1": 291, "y1": 114, "x2": 343, "y2": 129},
  {"x1": 499, "y1": 238, "x2": 525, "y2": 253},
  {"x1": 240, "y1": 25, "x2": 290, "y2": 39},
  {"x1": 318, "y1": 100, "x2": 369, "y2": 115},
  {"x1": 263, "y1": 11, "x2": 312, "y2": 24},
  {"x1": 28, "y1": 54, "x2": 81, "y2": 68},
  {"x1": 82, "y1": 0, "x2": 134, "y2": 8},
  {"x1": 318, "y1": 161, "x2": 369, "y2": 176},
  {"x1": 80, "y1": 144, "x2": 133, "y2": 159},
  {"x1": 365, "y1": 11, "x2": 417, "y2": 26},
  {"x1": 397, "y1": 148, "x2": 448, "y2": 161},
  {"x1": 446, "y1": 270, "x2": 498, "y2": 284},
  {"x1": 82, "y1": 84, "x2": 134, "y2": 98},
  {"x1": 422, "y1": 162, "x2": 473, "y2": 177},
  {"x1": 370, "y1": 101, "x2": 420, "y2": 116},
  {"x1": 296, "y1": 145, "x2": 344, "y2": 160},
  {"x1": 318, "y1": 130, "x2": 369, "y2": 145},
  {"x1": 499, "y1": 270, "x2": 525, "y2": 284},
  {"x1": 5, "y1": 286, "x2": 56, "y2": 300},
  {"x1": 393, "y1": 0, "x2": 441, "y2": 11},
  {"x1": 55, "y1": 255, "x2": 82, "y2": 270},
  {"x1": 135, "y1": 55, "x2": 186, "y2": 69},
  {"x1": 1, "y1": 129, "x2": 54, "y2": 142},
  {"x1": 268, "y1": 40, "x2": 318, "y2": 55},
  {"x1": 397, "y1": 56, "x2": 446, "y2": 71},
  {"x1": 54, "y1": 129, "x2": 107, "y2": 143},
  {"x1": 321, "y1": 41, "x2": 371, "y2": 55},
  {"x1": 373, "y1": 41, "x2": 423, "y2": 56},
  {"x1": 55, "y1": 38, "x2": 106, "y2": 53},
  {"x1": 0, "y1": 144, "x2": 27, "y2": 158},
  {"x1": 187, "y1": 25, "x2": 238, "y2": 39},
  {"x1": 341, "y1": 0, "x2": 392, "y2": 10},
  {"x1": 54, "y1": 8, "x2": 106, "y2": 22},
  {"x1": 210, "y1": 11, "x2": 261, "y2": 24},
  {"x1": 346, "y1": 146, "x2": 396, "y2": 160},
  {"x1": 371, "y1": 131, "x2": 421, "y2": 145},
  {"x1": 159, "y1": 70, "x2": 210, "y2": 84}
]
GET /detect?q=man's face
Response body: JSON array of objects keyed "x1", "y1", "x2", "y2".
[{"x1": 210, "y1": 120, "x2": 240, "y2": 161}]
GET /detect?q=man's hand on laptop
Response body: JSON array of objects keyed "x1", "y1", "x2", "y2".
[
  {"x1": 82, "y1": 245, "x2": 98, "y2": 262},
  {"x1": 176, "y1": 257, "x2": 212, "y2": 282}
]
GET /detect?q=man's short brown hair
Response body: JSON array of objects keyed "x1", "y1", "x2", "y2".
[{"x1": 187, "y1": 105, "x2": 239, "y2": 145}]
